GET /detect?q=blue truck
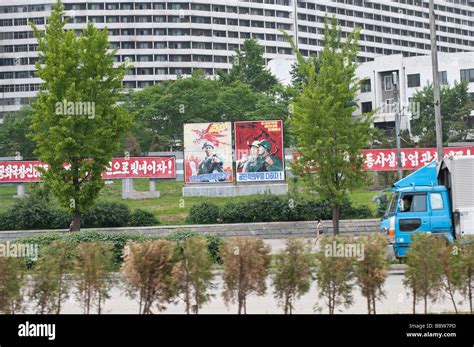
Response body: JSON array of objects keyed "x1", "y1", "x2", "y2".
[{"x1": 378, "y1": 156, "x2": 474, "y2": 258}]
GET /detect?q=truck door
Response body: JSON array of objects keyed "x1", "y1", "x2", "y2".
[
  {"x1": 396, "y1": 192, "x2": 430, "y2": 245},
  {"x1": 429, "y1": 191, "x2": 454, "y2": 240}
]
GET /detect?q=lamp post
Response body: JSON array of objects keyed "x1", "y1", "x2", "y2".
[
  {"x1": 429, "y1": 0, "x2": 443, "y2": 163},
  {"x1": 393, "y1": 71, "x2": 403, "y2": 180}
]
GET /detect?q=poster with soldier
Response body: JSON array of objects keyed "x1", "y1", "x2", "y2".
[
  {"x1": 235, "y1": 120, "x2": 285, "y2": 182},
  {"x1": 184, "y1": 122, "x2": 233, "y2": 183}
]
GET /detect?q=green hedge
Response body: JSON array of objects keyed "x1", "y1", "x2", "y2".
[
  {"x1": 160, "y1": 230, "x2": 223, "y2": 264},
  {"x1": 186, "y1": 194, "x2": 373, "y2": 225},
  {"x1": 19, "y1": 230, "x2": 223, "y2": 264},
  {"x1": 20, "y1": 231, "x2": 146, "y2": 265},
  {"x1": 0, "y1": 191, "x2": 160, "y2": 231}
]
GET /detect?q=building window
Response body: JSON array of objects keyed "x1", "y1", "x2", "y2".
[
  {"x1": 407, "y1": 73, "x2": 421, "y2": 88},
  {"x1": 460, "y1": 69, "x2": 474, "y2": 83},
  {"x1": 361, "y1": 79, "x2": 371, "y2": 93},
  {"x1": 361, "y1": 101, "x2": 373, "y2": 113},
  {"x1": 438, "y1": 71, "x2": 448, "y2": 85},
  {"x1": 384, "y1": 75, "x2": 393, "y2": 91}
]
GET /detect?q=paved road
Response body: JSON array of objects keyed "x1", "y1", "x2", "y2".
[
  {"x1": 22, "y1": 271, "x2": 469, "y2": 314},
  {"x1": 263, "y1": 238, "x2": 317, "y2": 254}
]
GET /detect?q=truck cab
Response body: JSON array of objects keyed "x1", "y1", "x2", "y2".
[{"x1": 379, "y1": 157, "x2": 474, "y2": 258}]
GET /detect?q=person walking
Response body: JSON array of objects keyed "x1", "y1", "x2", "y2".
[{"x1": 314, "y1": 218, "x2": 324, "y2": 250}]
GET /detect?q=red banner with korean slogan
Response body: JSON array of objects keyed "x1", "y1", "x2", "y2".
[
  {"x1": 235, "y1": 120, "x2": 285, "y2": 182},
  {"x1": 360, "y1": 147, "x2": 474, "y2": 171},
  {"x1": 183, "y1": 122, "x2": 233, "y2": 184},
  {"x1": 0, "y1": 157, "x2": 176, "y2": 183}
]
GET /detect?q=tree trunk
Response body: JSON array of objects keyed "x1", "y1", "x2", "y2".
[
  {"x1": 237, "y1": 291, "x2": 243, "y2": 315},
  {"x1": 424, "y1": 295, "x2": 428, "y2": 314},
  {"x1": 446, "y1": 283, "x2": 458, "y2": 314},
  {"x1": 467, "y1": 271, "x2": 472, "y2": 314},
  {"x1": 194, "y1": 288, "x2": 199, "y2": 315},
  {"x1": 69, "y1": 211, "x2": 81, "y2": 231},
  {"x1": 332, "y1": 204, "x2": 340, "y2": 236},
  {"x1": 367, "y1": 294, "x2": 371, "y2": 314},
  {"x1": 372, "y1": 296, "x2": 376, "y2": 315},
  {"x1": 56, "y1": 276, "x2": 62, "y2": 314},
  {"x1": 185, "y1": 285, "x2": 190, "y2": 315},
  {"x1": 138, "y1": 290, "x2": 143, "y2": 314},
  {"x1": 98, "y1": 290, "x2": 102, "y2": 315},
  {"x1": 412, "y1": 287, "x2": 416, "y2": 314}
]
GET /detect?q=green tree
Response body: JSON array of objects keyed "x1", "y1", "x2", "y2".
[
  {"x1": 122, "y1": 240, "x2": 176, "y2": 314},
  {"x1": 411, "y1": 82, "x2": 474, "y2": 147},
  {"x1": 403, "y1": 234, "x2": 444, "y2": 314},
  {"x1": 0, "y1": 256, "x2": 25, "y2": 313},
  {"x1": 273, "y1": 238, "x2": 313, "y2": 314},
  {"x1": 290, "y1": 55, "x2": 320, "y2": 96},
  {"x1": 74, "y1": 242, "x2": 115, "y2": 314},
  {"x1": 315, "y1": 236, "x2": 354, "y2": 314},
  {"x1": 0, "y1": 106, "x2": 36, "y2": 159},
  {"x1": 281, "y1": 30, "x2": 320, "y2": 97},
  {"x1": 221, "y1": 237, "x2": 271, "y2": 314},
  {"x1": 172, "y1": 236, "x2": 215, "y2": 314},
  {"x1": 218, "y1": 38, "x2": 278, "y2": 94},
  {"x1": 126, "y1": 72, "x2": 289, "y2": 150},
  {"x1": 29, "y1": 240, "x2": 74, "y2": 314},
  {"x1": 459, "y1": 240, "x2": 474, "y2": 314},
  {"x1": 354, "y1": 235, "x2": 389, "y2": 314},
  {"x1": 438, "y1": 242, "x2": 465, "y2": 314},
  {"x1": 290, "y1": 17, "x2": 372, "y2": 235},
  {"x1": 125, "y1": 70, "x2": 220, "y2": 150},
  {"x1": 30, "y1": 1, "x2": 131, "y2": 231}
]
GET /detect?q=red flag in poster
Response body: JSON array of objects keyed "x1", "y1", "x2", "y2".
[
  {"x1": 234, "y1": 120, "x2": 285, "y2": 182},
  {"x1": 183, "y1": 122, "x2": 233, "y2": 184}
]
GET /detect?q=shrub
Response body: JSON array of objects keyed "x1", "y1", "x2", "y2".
[
  {"x1": 82, "y1": 202, "x2": 131, "y2": 228},
  {"x1": 343, "y1": 205, "x2": 373, "y2": 219},
  {"x1": 19, "y1": 230, "x2": 223, "y2": 265},
  {"x1": 0, "y1": 191, "x2": 160, "y2": 231},
  {"x1": 129, "y1": 209, "x2": 160, "y2": 226},
  {"x1": 0, "y1": 189, "x2": 69, "y2": 231},
  {"x1": 162, "y1": 230, "x2": 223, "y2": 264},
  {"x1": 186, "y1": 202, "x2": 220, "y2": 224},
  {"x1": 186, "y1": 195, "x2": 373, "y2": 225},
  {"x1": 0, "y1": 212, "x2": 16, "y2": 231},
  {"x1": 21, "y1": 231, "x2": 146, "y2": 265}
]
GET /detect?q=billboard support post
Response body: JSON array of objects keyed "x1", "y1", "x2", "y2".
[
  {"x1": 15, "y1": 183, "x2": 25, "y2": 198},
  {"x1": 121, "y1": 178, "x2": 161, "y2": 200}
]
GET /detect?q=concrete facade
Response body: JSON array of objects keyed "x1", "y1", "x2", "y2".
[
  {"x1": 2, "y1": 0, "x2": 474, "y2": 120},
  {"x1": 354, "y1": 52, "x2": 474, "y2": 131}
]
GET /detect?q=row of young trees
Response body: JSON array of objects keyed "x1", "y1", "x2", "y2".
[
  {"x1": 404, "y1": 234, "x2": 474, "y2": 314},
  {"x1": 1, "y1": 235, "x2": 473, "y2": 314},
  {"x1": 0, "y1": 241, "x2": 115, "y2": 314}
]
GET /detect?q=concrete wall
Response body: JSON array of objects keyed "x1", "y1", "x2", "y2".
[{"x1": 0, "y1": 219, "x2": 380, "y2": 241}]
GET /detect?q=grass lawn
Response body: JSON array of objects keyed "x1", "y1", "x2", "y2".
[{"x1": 0, "y1": 179, "x2": 380, "y2": 225}]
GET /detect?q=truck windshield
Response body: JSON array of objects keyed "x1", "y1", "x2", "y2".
[{"x1": 386, "y1": 192, "x2": 399, "y2": 216}]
